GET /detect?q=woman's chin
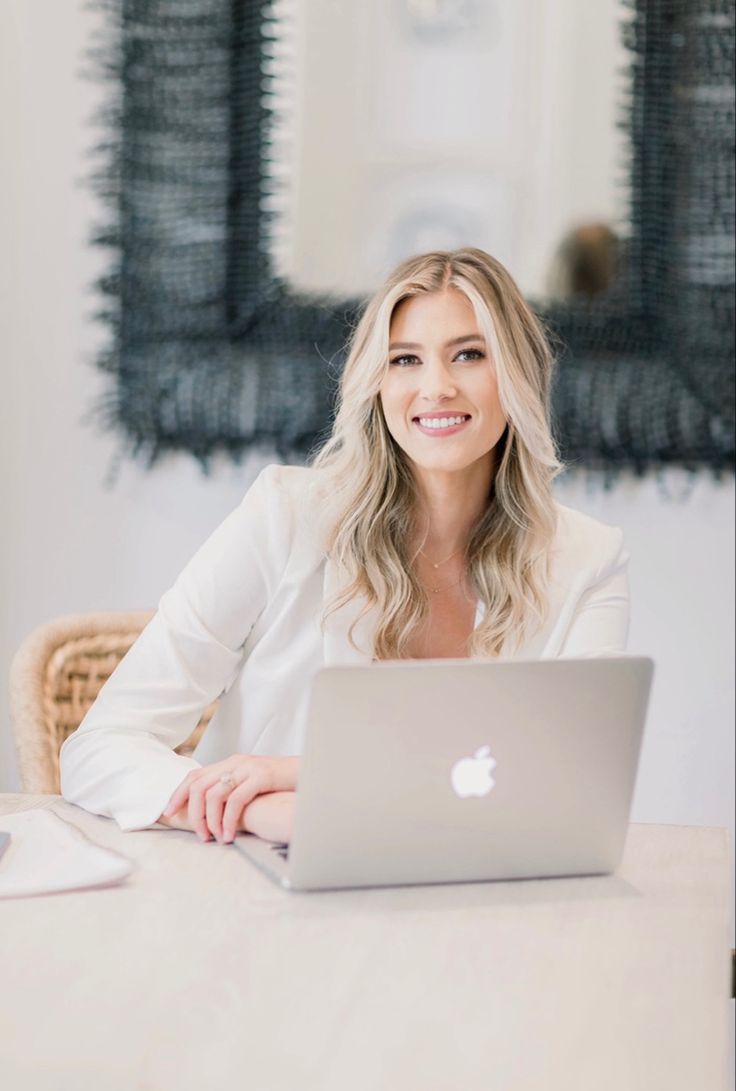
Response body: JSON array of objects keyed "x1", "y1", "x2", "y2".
[{"x1": 405, "y1": 450, "x2": 482, "y2": 475}]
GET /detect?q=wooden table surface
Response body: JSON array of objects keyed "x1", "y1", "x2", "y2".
[{"x1": 0, "y1": 794, "x2": 732, "y2": 1091}]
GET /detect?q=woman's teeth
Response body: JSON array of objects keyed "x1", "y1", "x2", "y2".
[{"x1": 416, "y1": 415, "x2": 469, "y2": 429}]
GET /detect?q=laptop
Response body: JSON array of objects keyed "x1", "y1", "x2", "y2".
[{"x1": 234, "y1": 656, "x2": 654, "y2": 891}]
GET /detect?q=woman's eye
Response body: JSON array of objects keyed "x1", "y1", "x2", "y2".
[{"x1": 388, "y1": 349, "x2": 485, "y2": 367}]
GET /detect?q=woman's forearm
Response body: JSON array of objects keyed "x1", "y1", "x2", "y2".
[
  {"x1": 241, "y1": 791, "x2": 295, "y2": 842},
  {"x1": 157, "y1": 789, "x2": 296, "y2": 843}
]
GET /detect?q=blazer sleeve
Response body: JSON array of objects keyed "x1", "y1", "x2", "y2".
[
  {"x1": 558, "y1": 528, "x2": 631, "y2": 658},
  {"x1": 59, "y1": 464, "x2": 293, "y2": 831}
]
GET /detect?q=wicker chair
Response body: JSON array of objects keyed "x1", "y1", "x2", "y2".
[{"x1": 8, "y1": 611, "x2": 215, "y2": 794}]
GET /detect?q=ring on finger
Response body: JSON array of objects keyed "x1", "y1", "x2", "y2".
[{"x1": 219, "y1": 772, "x2": 236, "y2": 789}]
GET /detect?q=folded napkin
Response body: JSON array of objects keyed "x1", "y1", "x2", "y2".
[{"x1": 0, "y1": 808, "x2": 133, "y2": 898}]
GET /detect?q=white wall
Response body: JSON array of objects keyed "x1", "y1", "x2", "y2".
[{"x1": 1, "y1": 1, "x2": 734, "y2": 865}]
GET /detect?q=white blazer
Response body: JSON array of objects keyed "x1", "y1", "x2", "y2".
[{"x1": 59, "y1": 463, "x2": 630, "y2": 831}]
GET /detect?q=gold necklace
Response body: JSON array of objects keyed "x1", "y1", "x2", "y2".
[
  {"x1": 418, "y1": 545, "x2": 463, "y2": 569},
  {"x1": 416, "y1": 557, "x2": 468, "y2": 594},
  {"x1": 424, "y1": 573, "x2": 466, "y2": 595}
]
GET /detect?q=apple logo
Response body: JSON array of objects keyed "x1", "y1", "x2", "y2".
[{"x1": 450, "y1": 745, "x2": 497, "y2": 798}]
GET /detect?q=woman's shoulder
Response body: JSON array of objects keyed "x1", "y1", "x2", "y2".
[
  {"x1": 248, "y1": 462, "x2": 330, "y2": 554},
  {"x1": 551, "y1": 501, "x2": 627, "y2": 580},
  {"x1": 250, "y1": 462, "x2": 326, "y2": 518}
]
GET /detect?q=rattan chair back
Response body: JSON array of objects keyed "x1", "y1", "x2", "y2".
[{"x1": 8, "y1": 611, "x2": 214, "y2": 794}]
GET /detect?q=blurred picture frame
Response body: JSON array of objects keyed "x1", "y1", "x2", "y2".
[{"x1": 88, "y1": 0, "x2": 734, "y2": 476}]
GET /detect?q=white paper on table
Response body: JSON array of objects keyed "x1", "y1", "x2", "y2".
[{"x1": 0, "y1": 808, "x2": 133, "y2": 898}]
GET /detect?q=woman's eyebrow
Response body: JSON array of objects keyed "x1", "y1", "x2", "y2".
[{"x1": 388, "y1": 334, "x2": 486, "y2": 350}]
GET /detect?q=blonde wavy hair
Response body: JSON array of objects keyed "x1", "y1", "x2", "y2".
[{"x1": 309, "y1": 247, "x2": 563, "y2": 659}]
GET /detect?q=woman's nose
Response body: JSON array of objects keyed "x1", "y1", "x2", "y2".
[{"x1": 420, "y1": 363, "x2": 457, "y2": 402}]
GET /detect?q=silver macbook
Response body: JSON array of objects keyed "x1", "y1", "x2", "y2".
[{"x1": 234, "y1": 656, "x2": 653, "y2": 891}]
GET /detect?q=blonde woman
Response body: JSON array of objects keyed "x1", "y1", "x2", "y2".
[{"x1": 60, "y1": 247, "x2": 629, "y2": 847}]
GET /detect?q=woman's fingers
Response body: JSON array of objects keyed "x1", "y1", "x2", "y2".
[
  {"x1": 188, "y1": 772, "x2": 249, "y2": 842},
  {"x1": 162, "y1": 758, "x2": 274, "y2": 843},
  {"x1": 221, "y1": 779, "x2": 264, "y2": 842},
  {"x1": 166, "y1": 760, "x2": 236, "y2": 825},
  {"x1": 163, "y1": 770, "x2": 201, "y2": 817},
  {"x1": 186, "y1": 774, "x2": 226, "y2": 841},
  {"x1": 205, "y1": 777, "x2": 243, "y2": 843}
]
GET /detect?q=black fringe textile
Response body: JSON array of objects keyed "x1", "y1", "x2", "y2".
[{"x1": 87, "y1": 0, "x2": 735, "y2": 475}]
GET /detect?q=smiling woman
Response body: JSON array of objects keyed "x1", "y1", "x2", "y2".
[
  {"x1": 60, "y1": 247, "x2": 629, "y2": 845},
  {"x1": 383, "y1": 297, "x2": 505, "y2": 462},
  {"x1": 312, "y1": 248, "x2": 565, "y2": 662},
  {"x1": 377, "y1": 289, "x2": 511, "y2": 657}
]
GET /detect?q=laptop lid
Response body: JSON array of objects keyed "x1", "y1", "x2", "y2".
[{"x1": 236, "y1": 656, "x2": 653, "y2": 892}]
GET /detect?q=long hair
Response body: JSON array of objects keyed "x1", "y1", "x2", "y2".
[{"x1": 309, "y1": 247, "x2": 563, "y2": 659}]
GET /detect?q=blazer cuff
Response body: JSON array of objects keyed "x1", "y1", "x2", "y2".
[{"x1": 114, "y1": 757, "x2": 202, "y2": 831}]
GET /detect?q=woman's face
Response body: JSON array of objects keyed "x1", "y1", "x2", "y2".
[{"x1": 379, "y1": 288, "x2": 507, "y2": 478}]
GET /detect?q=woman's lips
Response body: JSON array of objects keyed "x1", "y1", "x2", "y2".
[{"x1": 412, "y1": 415, "x2": 472, "y2": 437}]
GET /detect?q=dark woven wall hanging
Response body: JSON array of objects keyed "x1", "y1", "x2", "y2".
[{"x1": 88, "y1": 0, "x2": 735, "y2": 475}]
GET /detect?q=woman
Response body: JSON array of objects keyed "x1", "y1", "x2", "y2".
[{"x1": 60, "y1": 247, "x2": 629, "y2": 847}]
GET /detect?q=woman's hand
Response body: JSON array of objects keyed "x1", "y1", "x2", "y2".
[{"x1": 162, "y1": 755, "x2": 299, "y2": 844}]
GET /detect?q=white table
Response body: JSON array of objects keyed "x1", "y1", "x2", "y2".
[{"x1": 0, "y1": 794, "x2": 732, "y2": 1091}]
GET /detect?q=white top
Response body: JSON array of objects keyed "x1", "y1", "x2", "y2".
[{"x1": 59, "y1": 463, "x2": 630, "y2": 831}]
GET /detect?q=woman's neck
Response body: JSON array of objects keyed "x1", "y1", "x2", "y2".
[{"x1": 410, "y1": 455, "x2": 495, "y2": 560}]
